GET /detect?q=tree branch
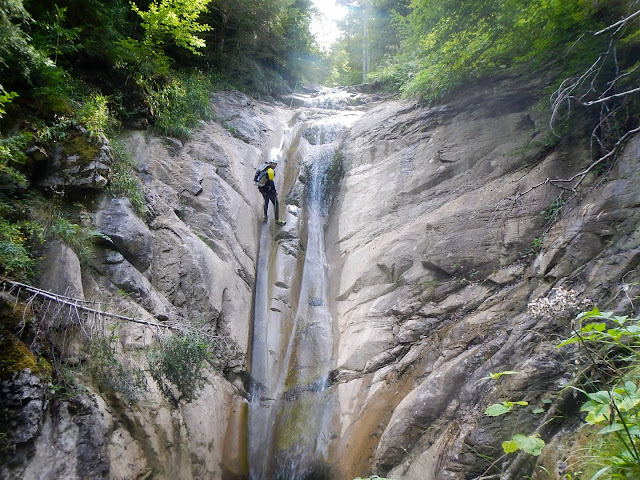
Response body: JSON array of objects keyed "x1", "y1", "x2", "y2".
[
  {"x1": 594, "y1": 10, "x2": 640, "y2": 36},
  {"x1": 2, "y1": 277, "x2": 173, "y2": 331},
  {"x1": 582, "y1": 86, "x2": 640, "y2": 106}
]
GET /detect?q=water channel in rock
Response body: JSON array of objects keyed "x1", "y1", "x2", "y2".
[{"x1": 248, "y1": 89, "x2": 365, "y2": 479}]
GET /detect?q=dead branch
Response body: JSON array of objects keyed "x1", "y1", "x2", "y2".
[
  {"x1": 516, "y1": 7, "x2": 639, "y2": 210},
  {"x1": 594, "y1": 9, "x2": 640, "y2": 36},
  {"x1": 1, "y1": 277, "x2": 166, "y2": 327},
  {"x1": 0, "y1": 277, "x2": 236, "y2": 358},
  {"x1": 508, "y1": 124, "x2": 639, "y2": 205},
  {"x1": 582, "y1": 86, "x2": 640, "y2": 106}
]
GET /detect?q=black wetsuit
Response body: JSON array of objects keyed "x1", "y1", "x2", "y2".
[{"x1": 258, "y1": 167, "x2": 279, "y2": 221}]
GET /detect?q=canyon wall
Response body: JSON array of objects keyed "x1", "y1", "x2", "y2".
[{"x1": 1, "y1": 74, "x2": 639, "y2": 480}]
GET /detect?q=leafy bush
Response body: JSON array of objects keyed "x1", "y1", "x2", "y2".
[
  {"x1": 0, "y1": 86, "x2": 17, "y2": 119},
  {"x1": 130, "y1": 0, "x2": 212, "y2": 55},
  {"x1": 0, "y1": 130, "x2": 32, "y2": 187},
  {"x1": 367, "y1": 0, "x2": 629, "y2": 103},
  {"x1": 0, "y1": 198, "x2": 42, "y2": 279},
  {"x1": 108, "y1": 141, "x2": 147, "y2": 216},
  {"x1": 73, "y1": 93, "x2": 119, "y2": 139},
  {"x1": 560, "y1": 308, "x2": 640, "y2": 478},
  {"x1": 87, "y1": 327, "x2": 148, "y2": 403},
  {"x1": 148, "y1": 69, "x2": 214, "y2": 140},
  {"x1": 147, "y1": 331, "x2": 211, "y2": 403},
  {"x1": 0, "y1": 0, "x2": 52, "y2": 84}
]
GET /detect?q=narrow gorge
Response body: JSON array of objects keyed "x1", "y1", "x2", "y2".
[{"x1": 1, "y1": 75, "x2": 639, "y2": 480}]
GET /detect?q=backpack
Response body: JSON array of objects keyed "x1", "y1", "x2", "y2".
[{"x1": 254, "y1": 163, "x2": 270, "y2": 187}]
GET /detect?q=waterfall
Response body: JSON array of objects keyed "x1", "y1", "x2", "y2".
[{"x1": 248, "y1": 90, "x2": 364, "y2": 480}]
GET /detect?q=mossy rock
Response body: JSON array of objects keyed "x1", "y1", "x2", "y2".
[
  {"x1": 64, "y1": 133, "x2": 102, "y2": 164},
  {"x1": 0, "y1": 296, "x2": 34, "y2": 331},
  {"x1": 0, "y1": 330, "x2": 39, "y2": 380}
]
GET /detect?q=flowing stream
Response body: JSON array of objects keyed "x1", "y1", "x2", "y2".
[{"x1": 248, "y1": 89, "x2": 365, "y2": 479}]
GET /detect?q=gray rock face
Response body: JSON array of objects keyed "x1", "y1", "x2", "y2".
[
  {"x1": 322, "y1": 77, "x2": 640, "y2": 479},
  {"x1": 1, "y1": 374, "x2": 109, "y2": 480},
  {"x1": 5, "y1": 90, "x2": 289, "y2": 480},
  {"x1": 96, "y1": 197, "x2": 153, "y2": 272},
  {"x1": 39, "y1": 240, "x2": 84, "y2": 300},
  {"x1": 7, "y1": 78, "x2": 639, "y2": 480},
  {"x1": 37, "y1": 133, "x2": 113, "y2": 190}
]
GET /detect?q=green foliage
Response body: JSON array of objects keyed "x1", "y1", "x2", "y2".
[
  {"x1": 357, "y1": 0, "x2": 639, "y2": 107},
  {"x1": 327, "y1": 0, "x2": 411, "y2": 85},
  {"x1": 0, "y1": 0, "x2": 53, "y2": 84},
  {"x1": 0, "y1": 198, "x2": 42, "y2": 279},
  {"x1": 485, "y1": 400, "x2": 528, "y2": 417},
  {"x1": 149, "y1": 69, "x2": 214, "y2": 139},
  {"x1": 87, "y1": 327, "x2": 148, "y2": 403},
  {"x1": 559, "y1": 308, "x2": 640, "y2": 479},
  {"x1": 558, "y1": 308, "x2": 640, "y2": 349},
  {"x1": 130, "y1": 0, "x2": 212, "y2": 55},
  {"x1": 502, "y1": 434, "x2": 545, "y2": 456},
  {"x1": 482, "y1": 369, "x2": 546, "y2": 460},
  {"x1": 0, "y1": 130, "x2": 32, "y2": 186},
  {"x1": 47, "y1": 215, "x2": 104, "y2": 262},
  {"x1": 522, "y1": 233, "x2": 546, "y2": 259},
  {"x1": 29, "y1": 4, "x2": 81, "y2": 64},
  {"x1": 0, "y1": 85, "x2": 17, "y2": 119},
  {"x1": 72, "y1": 93, "x2": 119, "y2": 139},
  {"x1": 479, "y1": 370, "x2": 519, "y2": 382},
  {"x1": 147, "y1": 331, "x2": 211, "y2": 403},
  {"x1": 112, "y1": 37, "x2": 172, "y2": 88},
  {"x1": 108, "y1": 140, "x2": 147, "y2": 216}
]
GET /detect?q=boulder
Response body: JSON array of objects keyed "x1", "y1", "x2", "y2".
[
  {"x1": 95, "y1": 197, "x2": 153, "y2": 273},
  {"x1": 37, "y1": 132, "x2": 112, "y2": 190}
]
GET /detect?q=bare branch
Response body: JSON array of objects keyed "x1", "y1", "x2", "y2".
[
  {"x1": 508, "y1": 125, "x2": 640, "y2": 206},
  {"x1": 594, "y1": 9, "x2": 640, "y2": 36},
  {"x1": 2, "y1": 278, "x2": 165, "y2": 326},
  {"x1": 582, "y1": 86, "x2": 640, "y2": 106}
]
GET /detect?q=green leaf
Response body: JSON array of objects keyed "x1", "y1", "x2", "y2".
[
  {"x1": 582, "y1": 322, "x2": 606, "y2": 332},
  {"x1": 512, "y1": 434, "x2": 545, "y2": 456},
  {"x1": 597, "y1": 423, "x2": 626, "y2": 434},
  {"x1": 586, "y1": 391, "x2": 611, "y2": 404},
  {"x1": 558, "y1": 336, "x2": 581, "y2": 347},
  {"x1": 478, "y1": 371, "x2": 519, "y2": 382},
  {"x1": 578, "y1": 307, "x2": 601, "y2": 320},
  {"x1": 532, "y1": 408, "x2": 545, "y2": 414},
  {"x1": 582, "y1": 401, "x2": 611, "y2": 424},
  {"x1": 589, "y1": 466, "x2": 611, "y2": 480},
  {"x1": 612, "y1": 315, "x2": 629, "y2": 325},
  {"x1": 485, "y1": 403, "x2": 513, "y2": 416},
  {"x1": 502, "y1": 440, "x2": 519, "y2": 454}
]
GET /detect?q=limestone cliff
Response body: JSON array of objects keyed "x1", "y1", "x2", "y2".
[
  {"x1": 324, "y1": 77, "x2": 639, "y2": 479},
  {"x1": 1, "y1": 75, "x2": 638, "y2": 480}
]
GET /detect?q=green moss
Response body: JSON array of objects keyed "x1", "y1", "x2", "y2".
[
  {"x1": 0, "y1": 300, "x2": 34, "y2": 331},
  {"x1": 0, "y1": 330, "x2": 39, "y2": 379},
  {"x1": 64, "y1": 134, "x2": 102, "y2": 163},
  {"x1": 275, "y1": 395, "x2": 316, "y2": 451},
  {"x1": 37, "y1": 356, "x2": 53, "y2": 379}
]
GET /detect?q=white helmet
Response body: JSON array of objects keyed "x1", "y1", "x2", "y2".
[{"x1": 269, "y1": 159, "x2": 278, "y2": 165}]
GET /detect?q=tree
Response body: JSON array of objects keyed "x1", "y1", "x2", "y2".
[
  {"x1": 131, "y1": 0, "x2": 212, "y2": 55},
  {"x1": 0, "y1": 0, "x2": 51, "y2": 86},
  {"x1": 330, "y1": 0, "x2": 409, "y2": 84}
]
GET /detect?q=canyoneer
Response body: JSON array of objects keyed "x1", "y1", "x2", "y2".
[{"x1": 255, "y1": 159, "x2": 286, "y2": 226}]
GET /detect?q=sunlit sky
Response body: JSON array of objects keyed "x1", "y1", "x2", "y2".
[{"x1": 311, "y1": 0, "x2": 348, "y2": 50}]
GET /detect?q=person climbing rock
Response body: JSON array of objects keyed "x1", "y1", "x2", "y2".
[{"x1": 256, "y1": 159, "x2": 286, "y2": 226}]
